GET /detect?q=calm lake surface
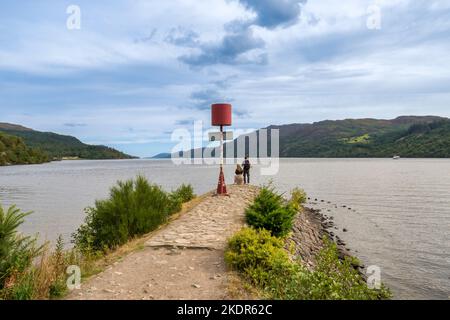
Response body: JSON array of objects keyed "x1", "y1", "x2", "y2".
[{"x1": 0, "y1": 159, "x2": 449, "y2": 299}]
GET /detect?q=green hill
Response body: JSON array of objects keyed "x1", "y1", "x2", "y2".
[
  {"x1": 273, "y1": 116, "x2": 450, "y2": 158},
  {"x1": 268, "y1": 116, "x2": 450, "y2": 158},
  {"x1": 0, "y1": 123, "x2": 136, "y2": 163},
  {"x1": 0, "y1": 132, "x2": 50, "y2": 165},
  {"x1": 171, "y1": 116, "x2": 450, "y2": 158}
]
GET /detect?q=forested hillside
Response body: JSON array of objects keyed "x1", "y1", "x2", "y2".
[
  {"x1": 0, "y1": 132, "x2": 49, "y2": 165},
  {"x1": 0, "y1": 123, "x2": 135, "y2": 164}
]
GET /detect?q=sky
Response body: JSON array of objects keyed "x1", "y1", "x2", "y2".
[{"x1": 1, "y1": 0, "x2": 450, "y2": 157}]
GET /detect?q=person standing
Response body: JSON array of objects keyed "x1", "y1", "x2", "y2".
[{"x1": 242, "y1": 156, "x2": 251, "y2": 184}]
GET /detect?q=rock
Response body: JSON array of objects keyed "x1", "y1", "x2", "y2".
[
  {"x1": 343, "y1": 228, "x2": 348, "y2": 232},
  {"x1": 192, "y1": 284, "x2": 201, "y2": 288},
  {"x1": 167, "y1": 250, "x2": 181, "y2": 256},
  {"x1": 103, "y1": 289, "x2": 115, "y2": 294}
]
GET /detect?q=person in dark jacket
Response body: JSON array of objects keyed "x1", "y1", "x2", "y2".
[{"x1": 242, "y1": 156, "x2": 251, "y2": 184}]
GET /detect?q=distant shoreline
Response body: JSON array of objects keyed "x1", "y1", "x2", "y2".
[{"x1": 4, "y1": 157, "x2": 450, "y2": 167}]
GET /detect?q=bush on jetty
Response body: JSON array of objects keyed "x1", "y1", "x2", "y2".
[
  {"x1": 229, "y1": 186, "x2": 390, "y2": 300},
  {"x1": 73, "y1": 176, "x2": 195, "y2": 251},
  {"x1": 172, "y1": 184, "x2": 195, "y2": 203},
  {"x1": 168, "y1": 184, "x2": 196, "y2": 214},
  {"x1": 245, "y1": 186, "x2": 299, "y2": 237},
  {"x1": 226, "y1": 228, "x2": 298, "y2": 290},
  {"x1": 225, "y1": 228, "x2": 391, "y2": 300}
]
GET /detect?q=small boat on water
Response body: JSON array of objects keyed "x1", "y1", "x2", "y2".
[{"x1": 393, "y1": 155, "x2": 401, "y2": 160}]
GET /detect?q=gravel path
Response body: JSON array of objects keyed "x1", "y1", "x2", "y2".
[{"x1": 66, "y1": 185, "x2": 259, "y2": 300}]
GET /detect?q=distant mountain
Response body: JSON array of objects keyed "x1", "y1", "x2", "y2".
[
  {"x1": 167, "y1": 116, "x2": 450, "y2": 158},
  {"x1": 0, "y1": 123, "x2": 136, "y2": 163},
  {"x1": 150, "y1": 153, "x2": 172, "y2": 159}
]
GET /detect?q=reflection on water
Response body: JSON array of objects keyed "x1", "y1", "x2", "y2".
[{"x1": 0, "y1": 159, "x2": 449, "y2": 299}]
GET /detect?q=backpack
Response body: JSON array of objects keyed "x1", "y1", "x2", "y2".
[{"x1": 243, "y1": 160, "x2": 251, "y2": 171}]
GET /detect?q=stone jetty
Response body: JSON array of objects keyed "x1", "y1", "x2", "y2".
[{"x1": 66, "y1": 185, "x2": 259, "y2": 300}]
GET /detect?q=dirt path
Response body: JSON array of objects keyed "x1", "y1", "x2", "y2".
[{"x1": 66, "y1": 185, "x2": 259, "y2": 300}]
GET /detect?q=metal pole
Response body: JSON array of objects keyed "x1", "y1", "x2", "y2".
[
  {"x1": 220, "y1": 125, "x2": 224, "y2": 168},
  {"x1": 216, "y1": 125, "x2": 227, "y2": 195}
]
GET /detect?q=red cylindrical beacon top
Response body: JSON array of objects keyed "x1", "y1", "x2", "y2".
[{"x1": 211, "y1": 103, "x2": 232, "y2": 126}]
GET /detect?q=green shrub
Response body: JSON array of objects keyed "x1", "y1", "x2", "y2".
[
  {"x1": 245, "y1": 187, "x2": 297, "y2": 237},
  {"x1": 0, "y1": 205, "x2": 42, "y2": 291},
  {"x1": 6, "y1": 270, "x2": 35, "y2": 300},
  {"x1": 226, "y1": 229, "x2": 391, "y2": 300},
  {"x1": 73, "y1": 176, "x2": 194, "y2": 251},
  {"x1": 47, "y1": 235, "x2": 69, "y2": 299},
  {"x1": 226, "y1": 228, "x2": 285, "y2": 269},
  {"x1": 0, "y1": 205, "x2": 104, "y2": 300},
  {"x1": 226, "y1": 228, "x2": 296, "y2": 287},
  {"x1": 167, "y1": 184, "x2": 196, "y2": 214},
  {"x1": 300, "y1": 239, "x2": 391, "y2": 300},
  {"x1": 289, "y1": 188, "x2": 307, "y2": 211},
  {"x1": 171, "y1": 184, "x2": 195, "y2": 204}
]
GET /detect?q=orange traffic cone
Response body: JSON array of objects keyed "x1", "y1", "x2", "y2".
[{"x1": 216, "y1": 166, "x2": 228, "y2": 195}]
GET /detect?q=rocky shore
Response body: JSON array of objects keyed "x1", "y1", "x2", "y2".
[{"x1": 288, "y1": 207, "x2": 365, "y2": 276}]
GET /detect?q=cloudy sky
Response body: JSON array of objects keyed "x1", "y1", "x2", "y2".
[{"x1": 1, "y1": 0, "x2": 449, "y2": 157}]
